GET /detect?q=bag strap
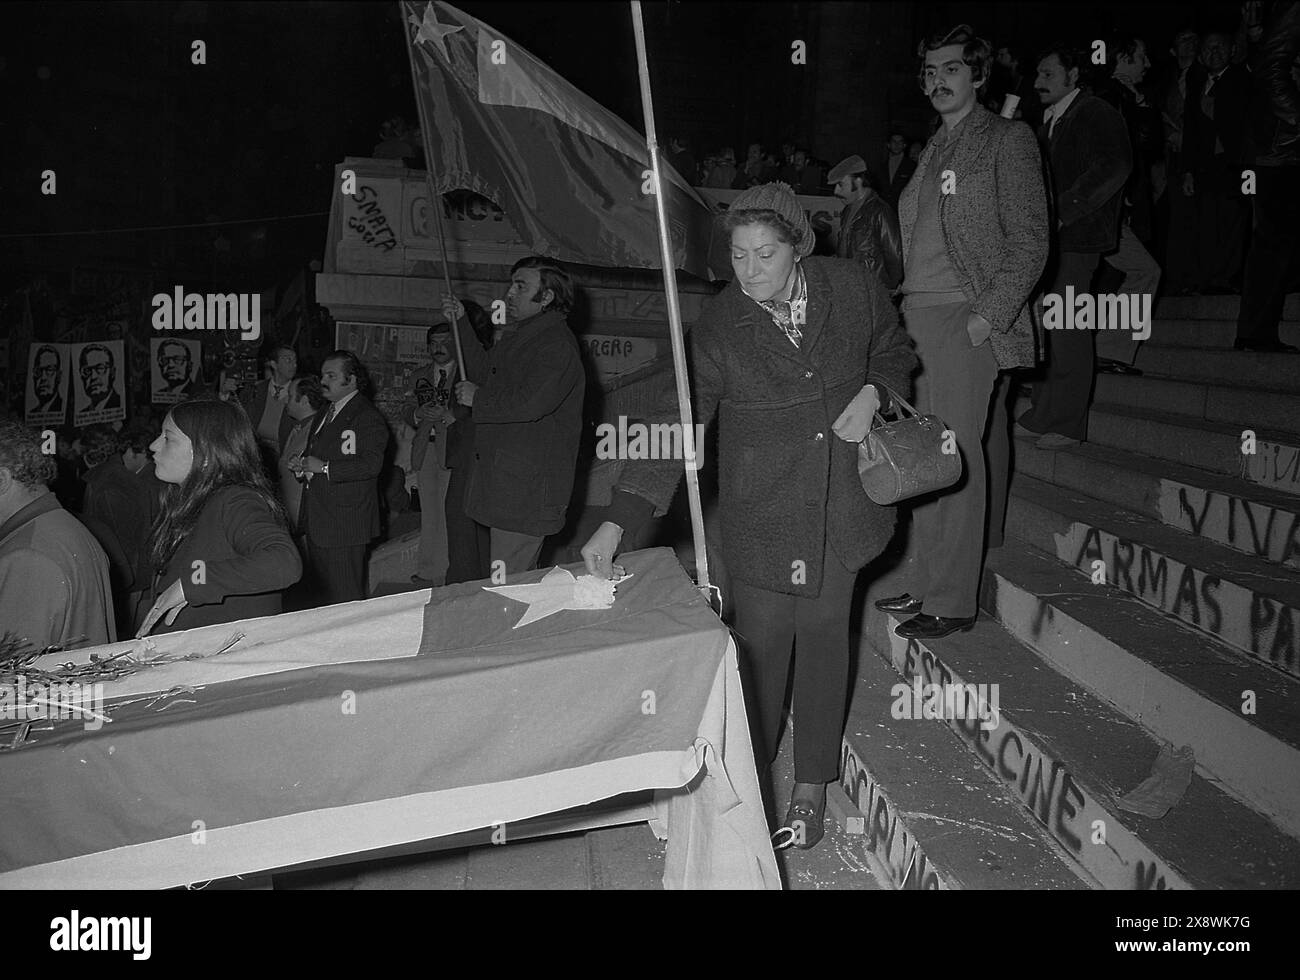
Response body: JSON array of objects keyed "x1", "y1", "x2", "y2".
[{"x1": 870, "y1": 380, "x2": 920, "y2": 421}]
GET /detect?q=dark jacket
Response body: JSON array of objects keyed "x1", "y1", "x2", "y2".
[
  {"x1": 148, "y1": 485, "x2": 301, "y2": 634},
  {"x1": 882, "y1": 153, "x2": 917, "y2": 210},
  {"x1": 464, "y1": 308, "x2": 585, "y2": 536},
  {"x1": 299, "y1": 391, "x2": 391, "y2": 548},
  {"x1": 900, "y1": 104, "x2": 1050, "y2": 369},
  {"x1": 1180, "y1": 62, "x2": 1253, "y2": 183},
  {"x1": 1248, "y1": 0, "x2": 1300, "y2": 166},
  {"x1": 1037, "y1": 92, "x2": 1131, "y2": 254},
  {"x1": 81, "y1": 457, "x2": 154, "y2": 593},
  {"x1": 609, "y1": 257, "x2": 917, "y2": 598},
  {"x1": 238, "y1": 378, "x2": 296, "y2": 449},
  {"x1": 836, "y1": 190, "x2": 903, "y2": 291},
  {"x1": 1096, "y1": 77, "x2": 1164, "y2": 241}
]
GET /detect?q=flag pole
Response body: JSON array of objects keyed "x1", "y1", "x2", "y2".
[
  {"x1": 629, "y1": 1, "x2": 712, "y2": 596},
  {"x1": 403, "y1": 3, "x2": 469, "y2": 383}
]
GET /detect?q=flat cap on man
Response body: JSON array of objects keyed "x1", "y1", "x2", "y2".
[{"x1": 826, "y1": 155, "x2": 869, "y2": 184}]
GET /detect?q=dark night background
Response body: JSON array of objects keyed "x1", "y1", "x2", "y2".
[{"x1": 1, "y1": 0, "x2": 1247, "y2": 304}]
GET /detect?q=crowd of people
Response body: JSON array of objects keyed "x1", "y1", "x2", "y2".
[
  {"x1": 583, "y1": 8, "x2": 1299, "y2": 850},
  {"x1": 2, "y1": 7, "x2": 1296, "y2": 856},
  {"x1": 0, "y1": 256, "x2": 589, "y2": 655}
]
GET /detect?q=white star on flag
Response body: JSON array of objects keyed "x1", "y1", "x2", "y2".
[
  {"x1": 409, "y1": 2, "x2": 463, "y2": 60},
  {"x1": 483, "y1": 567, "x2": 633, "y2": 628}
]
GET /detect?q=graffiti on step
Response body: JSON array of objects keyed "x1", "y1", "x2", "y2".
[
  {"x1": 901, "y1": 639, "x2": 1086, "y2": 852},
  {"x1": 1162, "y1": 482, "x2": 1300, "y2": 569},
  {"x1": 1061, "y1": 523, "x2": 1298, "y2": 677},
  {"x1": 888, "y1": 634, "x2": 1190, "y2": 889},
  {"x1": 839, "y1": 743, "x2": 946, "y2": 889},
  {"x1": 1244, "y1": 441, "x2": 1300, "y2": 497},
  {"x1": 1135, "y1": 859, "x2": 1170, "y2": 890},
  {"x1": 346, "y1": 185, "x2": 398, "y2": 252}
]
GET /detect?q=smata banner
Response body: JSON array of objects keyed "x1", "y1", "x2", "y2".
[
  {"x1": 70, "y1": 340, "x2": 126, "y2": 427},
  {"x1": 25, "y1": 342, "x2": 72, "y2": 428},
  {"x1": 150, "y1": 337, "x2": 201, "y2": 404}
]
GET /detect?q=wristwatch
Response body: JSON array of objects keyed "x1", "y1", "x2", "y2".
[{"x1": 322, "y1": 461, "x2": 330, "y2": 479}]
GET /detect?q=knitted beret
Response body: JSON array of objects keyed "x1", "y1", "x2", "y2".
[{"x1": 726, "y1": 181, "x2": 814, "y2": 257}]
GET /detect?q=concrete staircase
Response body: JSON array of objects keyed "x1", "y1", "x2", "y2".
[{"x1": 843, "y1": 293, "x2": 1300, "y2": 889}]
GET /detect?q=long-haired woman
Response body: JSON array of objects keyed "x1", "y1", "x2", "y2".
[{"x1": 136, "y1": 399, "x2": 302, "y2": 636}]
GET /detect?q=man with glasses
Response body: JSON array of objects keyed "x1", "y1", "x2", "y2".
[
  {"x1": 30, "y1": 345, "x2": 64, "y2": 415},
  {"x1": 156, "y1": 339, "x2": 196, "y2": 396},
  {"x1": 79, "y1": 344, "x2": 122, "y2": 412}
]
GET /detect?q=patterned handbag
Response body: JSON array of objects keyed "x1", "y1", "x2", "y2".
[{"x1": 856, "y1": 384, "x2": 963, "y2": 505}]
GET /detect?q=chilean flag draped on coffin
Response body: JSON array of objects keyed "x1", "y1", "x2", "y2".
[{"x1": 403, "y1": 0, "x2": 715, "y2": 279}]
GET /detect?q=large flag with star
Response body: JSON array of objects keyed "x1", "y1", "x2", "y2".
[{"x1": 403, "y1": 0, "x2": 715, "y2": 279}]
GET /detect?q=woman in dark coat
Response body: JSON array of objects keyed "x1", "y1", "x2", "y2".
[
  {"x1": 136, "y1": 399, "x2": 302, "y2": 636},
  {"x1": 582, "y1": 182, "x2": 917, "y2": 849}
]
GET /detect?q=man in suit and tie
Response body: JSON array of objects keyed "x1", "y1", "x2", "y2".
[
  {"x1": 1016, "y1": 42, "x2": 1131, "y2": 450},
  {"x1": 30, "y1": 345, "x2": 64, "y2": 415},
  {"x1": 289, "y1": 350, "x2": 390, "y2": 605},
  {"x1": 155, "y1": 340, "x2": 197, "y2": 397},
  {"x1": 78, "y1": 344, "x2": 123, "y2": 413},
  {"x1": 403, "y1": 321, "x2": 461, "y2": 587}
]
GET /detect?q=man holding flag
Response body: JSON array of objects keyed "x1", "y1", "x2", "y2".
[{"x1": 447, "y1": 257, "x2": 584, "y2": 576}]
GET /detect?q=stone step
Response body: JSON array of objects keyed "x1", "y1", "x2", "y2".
[
  {"x1": 1097, "y1": 319, "x2": 1300, "y2": 357},
  {"x1": 1153, "y1": 293, "x2": 1300, "y2": 323},
  {"x1": 1101, "y1": 344, "x2": 1300, "y2": 394},
  {"x1": 1013, "y1": 438, "x2": 1300, "y2": 571},
  {"x1": 1012, "y1": 393, "x2": 1300, "y2": 498},
  {"x1": 860, "y1": 599, "x2": 1300, "y2": 888},
  {"x1": 1007, "y1": 473, "x2": 1300, "y2": 681},
  {"x1": 981, "y1": 542, "x2": 1300, "y2": 840},
  {"x1": 837, "y1": 641, "x2": 1093, "y2": 889},
  {"x1": 1092, "y1": 372, "x2": 1300, "y2": 435}
]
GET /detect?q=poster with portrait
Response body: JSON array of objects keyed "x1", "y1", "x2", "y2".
[
  {"x1": 25, "y1": 342, "x2": 72, "y2": 427},
  {"x1": 150, "y1": 337, "x2": 201, "y2": 404},
  {"x1": 70, "y1": 340, "x2": 126, "y2": 427}
]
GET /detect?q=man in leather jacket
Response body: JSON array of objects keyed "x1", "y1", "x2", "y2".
[
  {"x1": 1237, "y1": 0, "x2": 1300, "y2": 351},
  {"x1": 828, "y1": 154, "x2": 904, "y2": 292}
]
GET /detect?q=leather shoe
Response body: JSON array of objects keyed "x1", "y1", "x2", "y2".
[
  {"x1": 778, "y1": 794, "x2": 826, "y2": 850},
  {"x1": 1234, "y1": 338, "x2": 1299, "y2": 353},
  {"x1": 894, "y1": 613, "x2": 977, "y2": 639},
  {"x1": 875, "y1": 592, "x2": 923, "y2": 614},
  {"x1": 1096, "y1": 357, "x2": 1143, "y2": 376}
]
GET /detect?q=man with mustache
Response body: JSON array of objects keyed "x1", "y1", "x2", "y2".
[
  {"x1": 446, "y1": 256, "x2": 585, "y2": 577},
  {"x1": 30, "y1": 345, "x2": 64, "y2": 416},
  {"x1": 875, "y1": 23, "x2": 1048, "y2": 639},
  {"x1": 78, "y1": 344, "x2": 122, "y2": 413},
  {"x1": 1016, "y1": 42, "x2": 1131, "y2": 449},
  {"x1": 155, "y1": 339, "x2": 196, "y2": 396}
]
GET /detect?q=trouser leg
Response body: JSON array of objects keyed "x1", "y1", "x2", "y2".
[
  {"x1": 1018, "y1": 251, "x2": 1099, "y2": 441},
  {"x1": 906, "y1": 301, "x2": 1000, "y2": 618},
  {"x1": 789, "y1": 551, "x2": 858, "y2": 782}
]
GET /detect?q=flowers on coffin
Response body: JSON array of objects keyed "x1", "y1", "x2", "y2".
[{"x1": 482, "y1": 567, "x2": 634, "y2": 628}]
